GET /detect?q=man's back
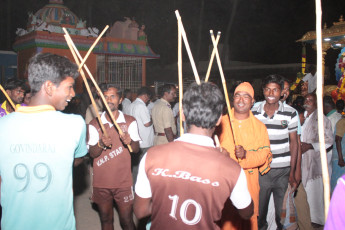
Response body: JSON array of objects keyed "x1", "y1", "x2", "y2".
[
  {"x1": 128, "y1": 98, "x2": 154, "y2": 148},
  {"x1": 0, "y1": 106, "x2": 87, "y2": 230},
  {"x1": 135, "y1": 135, "x2": 249, "y2": 230}
]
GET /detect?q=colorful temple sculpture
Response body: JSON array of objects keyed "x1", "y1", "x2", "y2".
[
  {"x1": 13, "y1": 0, "x2": 159, "y2": 93},
  {"x1": 297, "y1": 15, "x2": 345, "y2": 100}
]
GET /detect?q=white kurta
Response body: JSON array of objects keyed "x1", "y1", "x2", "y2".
[{"x1": 301, "y1": 110, "x2": 333, "y2": 225}]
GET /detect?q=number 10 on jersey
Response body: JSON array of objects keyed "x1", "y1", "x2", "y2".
[{"x1": 168, "y1": 195, "x2": 202, "y2": 225}]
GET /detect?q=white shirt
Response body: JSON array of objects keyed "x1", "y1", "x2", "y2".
[
  {"x1": 303, "y1": 72, "x2": 317, "y2": 93},
  {"x1": 135, "y1": 133, "x2": 252, "y2": 209},
  {"x1": 302, "y1": 110, "x2": 332, "y2": 151},
  {"x1": 172, "y1": 102, "x2": 179, "y2": 117},
  {"x1": 128, "y1": 98, "x2": 154, "y2": 148},
  {"x1": 122, "y1": 98, "x2": 132, "y2": 115},
  {"x1": 88, "y1": 110, "x2": 141, "y2": 146},
  {"x1": 327, "y1": 110, "x2": 342, "y2": 133},
  {"x1": 147, "y1": 100, "x2": 158, "y2": 115}
]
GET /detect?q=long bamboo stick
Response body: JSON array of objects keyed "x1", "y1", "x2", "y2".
[
  {"x1": 175, "y1": 10, "x2": 201, "y2": 85},
  {"x1": 210, "y1": 31, "x2": 238, "y2": 145},
  {"x1": 78, "y1": 25, "x2": 109, "y2": 72},
  {"x1": 205, "y1": 31, "x2": 221, "y2": 82},
  {"x1": 315, "y1": 0, "x2": 330, "y2": 220},
  {"x1": 177, "y1": 15, "x2": 184, "y2": 136},
  {"x1": 64, "y1": 35, "x2": 108, "y2": 140},
  {"x1": 0, "y1": 84, "x2": 16, "y2": 111},
  {"x1": 63, "y1": 28, "x2": 133, "y2": 152}
]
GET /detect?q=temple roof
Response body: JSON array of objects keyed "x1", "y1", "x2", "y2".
[
  {"x1": 33, "y1": 0, "x2": 79, "y2": 27},
  {"x1": 297, "y1": 15, "x2": 345, "y2": 48}
]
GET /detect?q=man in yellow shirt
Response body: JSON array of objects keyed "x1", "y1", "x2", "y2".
[{"x1": 0, "y1": 79, "x2": 26, "y2": 118}]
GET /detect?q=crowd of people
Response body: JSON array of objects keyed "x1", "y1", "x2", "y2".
[{"x1": 0, "y1": 52, "x2": 345, "y2": 230}]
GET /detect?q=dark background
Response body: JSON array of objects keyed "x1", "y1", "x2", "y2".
[{"x1": 1, "y1": 0, "x2": 345, "y2": 80}]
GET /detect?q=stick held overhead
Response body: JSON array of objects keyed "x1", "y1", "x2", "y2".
[
  {"x1": 63, "y1": 27, "x2": 133, "y2": 153},
  {"x1": 78, "y1": 25, "x2": 109, "y2": 72},
  {"x1": 205, "y1": 30, "x2": 221, "y2": 82},
  {"x1": 175, "y1": 10, "x2": 201, "y2": 85},
  {"x1": 210, "y1": 30, "x2": 238, "y2": 146}
]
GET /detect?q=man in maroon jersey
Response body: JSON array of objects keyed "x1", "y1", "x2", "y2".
[
  {"x1": 88, "y1": 84, "x2": 140, "y2": 230},
  {"x1": 134, "y1": 82, "x2": 254, "y2": 230}
]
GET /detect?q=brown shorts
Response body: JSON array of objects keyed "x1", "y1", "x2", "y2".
[{"x1": 92, "y1": 187, "x2": 134, "y2": 206}]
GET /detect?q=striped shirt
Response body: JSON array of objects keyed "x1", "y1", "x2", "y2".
[{"x1": 252, "y1": 101, "x2": 298, "y2": 168}]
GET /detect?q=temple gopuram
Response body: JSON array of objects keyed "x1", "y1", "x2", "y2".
[{"x1": 13, "y1": 0, "x2": 159, "y2": 93}]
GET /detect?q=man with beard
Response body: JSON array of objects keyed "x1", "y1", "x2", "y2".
[
  {"x1": 219, "y1": 82, "x2": 272, "y2": 230},
  {"x1": 0, "y1": 79, "x2": 26, "y2": 118},
  {"x1": 88, "y1": 84, "x2": 140, "y2": 230},
  {"x1": 300, "y1": 93, "x2": 333, "y2": 226}
]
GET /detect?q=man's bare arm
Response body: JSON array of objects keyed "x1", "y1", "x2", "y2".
[
  {"x1": 295, "y1": 135, "x2": 302, "y2": 185},
  {"x1": 144, "y1": 120, "x2": 152, "y2": 127},
  {"x1": 237, "y1": 200, "x2": 254, "y2": 220},
  {"x1": 336, "y1": 135, "x2": 345, "y2": 167},
  {"x1": 134, "y1": 195, "x2": 152, "y2": 219},
  {"x1": 164, "y1": 127, "x2": 175, "y2": 142},
  {"x1": 74, "y1": 157, "x2": 84, "y2": 167},
  {"x1": 289, "y1": 131, "x2": 298, "y2": 192},
  {"x1": 89, "y1": 135, "x2": 112, "y2": 158}
]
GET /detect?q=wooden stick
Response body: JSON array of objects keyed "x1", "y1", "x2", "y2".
[
  {"x1": 0, "y1": 84, "x2": 16, "y2": 110},
  {"x1": 210, "y1": 31, "x2": 238, "y2": 145},
  {"x1": 64, "y1": 35, "x2": 108, "y2": 139},
  {"x1": 63, "y1": 29, "x2": 133, "y2": 152},
  {"x1": 78, "y1": 25, "x2": 109, "y2": 72},
  {"x1": 315, "y1": 0, "x2": 330, "y2": 220},
  {"x1": 205, "y1": 31, "x2": 221, "y2": 82},
  {"x1": 177, "y1": 16, "x2": 184, "y2": 136},
  {"x1": 175, "y1": 10, "x2": 201, "y2": 85},
  {"x1": 214, "y1": 135, "x2": 220, "y2": 147}
]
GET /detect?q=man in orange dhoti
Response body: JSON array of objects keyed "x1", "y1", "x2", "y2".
[{"x1": 219, "y1": 82, "x2": 272, "y2": 230}]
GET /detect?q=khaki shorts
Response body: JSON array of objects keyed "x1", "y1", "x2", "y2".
[{"x1": 92, "y1": 187, "x2": 134, "y2": 206}]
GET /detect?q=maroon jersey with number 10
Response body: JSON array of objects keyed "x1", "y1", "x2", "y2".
[{"x1": 144, "y1": 140, "x2": 243, "y2": 230}]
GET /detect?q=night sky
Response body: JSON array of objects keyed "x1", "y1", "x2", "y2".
[{"x1": 1, "y1": 0, "x2": 345, "y2": 68}]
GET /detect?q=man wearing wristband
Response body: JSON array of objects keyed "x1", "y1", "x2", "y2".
[{"x1": 88, "y1": 84, "x2": 140, "y2": 230}]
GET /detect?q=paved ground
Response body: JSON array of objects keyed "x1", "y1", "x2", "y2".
[
  {"x1": 73, "y1": 161, "x2": 147, "y2": 230},
  {"x1": 73, "y1": 161, "x2": 124, "y2": 230},
  {"x1": 72, "y1": 161, "x2": 323, "y2": 230}
]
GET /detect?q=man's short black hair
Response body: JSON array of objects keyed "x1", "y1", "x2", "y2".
[
  {"x1": 183, "y1": 82, "x2": 224, "y2": 130},
  {"x1": 323, "y1": 96, "x2": 335, "y2": 108},
  {"x1": 100, "y1": 83, "x2": 123, "y2": 98},
  {"x1": 4, "y1": 78, "x2": 26, "y2": 91},
  {"x1": 158, "y1": 84, "x2": 175, "y2": 97},
  {"x1": 336, "y1": 99, "x2": 344, "y2": 111},
  {"x1": 262, "y1": 74, "x2": 284, "y2": 91},
  {"x1": 292, "y1": 105, "x2": 305, "y2": 115},
  {"x1": 292, "y1": 95, "x2": 305, "y2": 108},
  {"x1": 137, "y1": 86, "x2": 153, "y2": 98},
  {"x1": 124, "y1": 89, "x2": 131, "y2": 97},
  {"x1": 28, "y1": 53, "x2": 79, "y2": 95}
]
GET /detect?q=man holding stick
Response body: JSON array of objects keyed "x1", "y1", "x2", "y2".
[
  {"x1": 219, "y1": 82, "x2": 272, "y2": 230},
  {"x1": 88, "y1": 84, "x2": 140, "y2": 230},
  {"x1": 251, "y1": 75, "x2": 298, "y2": 230},
  {"x1": 0, "y1": 79, "x2": 26, "y2": 118},
  {"x1": 134, "y1": 82, "x2": 253, "y2": 230},
  {"x1": 0, "y1": 53, "x2": 87, "y2": 230}
]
